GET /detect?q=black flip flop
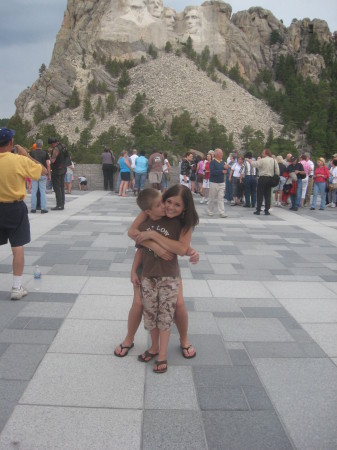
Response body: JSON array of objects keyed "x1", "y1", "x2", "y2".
[
  {"x1": 181, "y1": 345, "x2": 196, "y2": 359},
  {"x1": 138, "y1": 350, "x2": 159, "y2": 363},
  {"x1": 153, "y1": 360, "x2": 167, "y2": 374},
  {"x1": 114, "y1": 342, "x2": 134, "y2": 357}
]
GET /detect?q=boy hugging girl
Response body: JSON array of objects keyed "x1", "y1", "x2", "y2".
[{"x1": 131, "y1": 187, "x2": 198, "y2": 373}]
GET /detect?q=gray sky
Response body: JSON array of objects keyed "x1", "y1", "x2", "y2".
[{"x1": 1, "y1": 0, "x2": 337, "y2": 118}]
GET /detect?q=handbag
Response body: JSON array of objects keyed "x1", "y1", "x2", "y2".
[
  {"x1": 270, "y1": 161, "x2": 280, "y2": 187},
  {"x1": 164, "y1": 172, "x2": 171, "y2": 181}
]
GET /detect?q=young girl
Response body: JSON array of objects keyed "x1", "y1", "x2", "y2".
[
  {"x1": 200, "y1": 152, "x2": 212, "y2": 204},
  {"x1": 114, "y1": 185, "x2": 199, "y2": 362}
]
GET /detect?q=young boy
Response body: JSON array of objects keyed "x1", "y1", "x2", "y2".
[
  {"x1": 78, "y1": 176, "x2": 88, "y2": 191},
  {"x1": 135, "y1": 189, "x2": 182, "y2": 373}
]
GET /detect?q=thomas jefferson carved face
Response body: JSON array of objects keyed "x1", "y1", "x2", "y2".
[
  {"x1": 184, "y1": 8, "x2": 201, "y2": 34},
  {"x1": 148, "y1": 0, "x2": 164, "y2": 18},
  {"x1": 163, "y1": 8, "x2": 176, "y2": 30}
]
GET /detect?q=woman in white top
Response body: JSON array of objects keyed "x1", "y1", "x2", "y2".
[
  {"x1": 161, "y1": 153, "x2": 171, "y2": 193},
  {"x1": 229, "y1": 156, "x2": 244, "y2": 206}
]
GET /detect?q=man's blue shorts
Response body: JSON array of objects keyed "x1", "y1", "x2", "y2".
[{"x1": 0, "y1": 201, "x2": 30, "y2": 247}]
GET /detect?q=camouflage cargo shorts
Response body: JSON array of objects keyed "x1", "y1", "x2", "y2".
[{"x1": 141, "y1": 277, "x2": 179, "y2": 331}]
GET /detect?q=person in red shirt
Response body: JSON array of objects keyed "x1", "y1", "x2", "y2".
[{"x1": 310, "y1": 157, "x2": 330, "y2": 210}]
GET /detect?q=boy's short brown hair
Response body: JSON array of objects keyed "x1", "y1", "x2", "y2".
[{"x1": 137, "y1": 188, "x2": 161, "y2": 211}]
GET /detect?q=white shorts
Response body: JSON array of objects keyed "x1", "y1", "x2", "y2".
[
  {"x1": 203, "y1": 179, "x2": 210, "y2": 189},
  {"x1": 179, "y1": 174, "x2": 191, "y2": 188}
]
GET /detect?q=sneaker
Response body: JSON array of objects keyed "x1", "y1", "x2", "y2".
[
  {"x1": 319, "y1": 207, "x2": 324, "y2": 210},
  {"x1": 327, "y1": 203, "x2": 332, "y2": 207},
  {"x1": 205, "y1": 199, "x2": 209, "y2": 204},
  {"x1": 30, "y1": 209, "x2": 36, "y2": 213},
  {"x1": 207, "y1": 211, "x2": 214, "y2": 216},
  {"x1": 200, "y1": 199, "x2": 205, "y2": 204},
  {"x1": 219, "y1": 214, "x2": 227, "y2": 218},
  {"x1": 331, "y1": 204, "x2": 336, "y2": 208},
  {"x1": 11, "y1": 286, "x2": 28, "y2": 301},
  {"x1": 41, "y1": 210, "x2": 48, "y2": 214},
  {"x1": 310, "y1": 207, "x2": 315, "y2": 210}
]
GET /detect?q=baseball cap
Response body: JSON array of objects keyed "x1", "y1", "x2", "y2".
[
  {"x1": 0, "y1": 128, "x2": 15, "y2": 145},
  {"x1": 290, "y1": 156, "x2": 297, "y2": 162}
]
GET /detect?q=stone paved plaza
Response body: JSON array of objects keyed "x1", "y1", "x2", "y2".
[{"x1": 0, "y1": 190, "x2": 337, "y2": 449}]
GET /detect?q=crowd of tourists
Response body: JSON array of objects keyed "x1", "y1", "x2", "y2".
[{"x1": 178, "y1": 148, "x2": 337, "y2": 217}]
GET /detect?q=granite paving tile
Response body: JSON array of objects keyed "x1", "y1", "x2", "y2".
[
  {"x1": 0, "y1": 406, "x2": 142, "y2": 450},
  {"x1": 279, "y1": 298, "x2": 337, "y2": 323},
  {"x1": 7, "y1": 317, "x2": 31, "y2": 330},
  {"x1": 242, "y1": 386, "x2": 274, "y2": 411},
  {"x1": 0, "y1": 343, "x2": 9, "y2": 358},
  {"x1": 0, "y1": 329, "x2": 57, "y2": 345},
  {"x1": 241, "y1": 307, "x2": 292, "y2": 318},
  {"x1": 301, "y1": 323, "x2": 337, "y2": 357},
  {"x1": 193, "y1": 366, "x2": 263, "y2": 388},
  {"x1": 49, "y1": 318, "x2": 147, "y2": 355},
  {"x1": 216, "y1": 318, "x2": 294, "y2": 342},
  {"x1": 208, "y1": 280, "x2": 272, "y2": 298},
  {"x1": 168, "y1": 334, "x2": 232, "y2": 366},
  {"x1": 20, "y1": 353, "x2": 145, "y2": 408},
  {"x1": 24, "y1": 318, "x2": 64, "y2": 331},
  {"x1": 202, "y1": 411, "x2": 293, "y2": 450},
  {"x1": 46, "y1": 264, "x2": 88, "y2": 276},
  {"x1": 254, "y1": 358, "x2": 337, "y2": 449},
  {"x1": 67, "y1": 295, "x2": 136, "y2": 320},
  {"x1": 18, "y1": 302, "x2": 72, "y2": 318},
  {"x1": 0, "y1": 380, "x2": 28, "y2": 432},
  {"x1": 228, "y1": 349, "x2": 252, "y2": 366},
  {"x1": 263, "y1": 281, "x2": 337, "y2": 299},
  {"x1": 244, "y1": 342, "x2": 312, "y2": 359},
  {"x1": 197, "y1": 386, "x2": 249, "y2": 411},
  {"x1": 143, "y1": 410, "x2": 207, "y2": 450},
  {"x1": 0, "y1": 344, "x2": 48, "y2": 380},
  {"x1": 144, "y1": 366, "x2": 199, "y2": 410}
]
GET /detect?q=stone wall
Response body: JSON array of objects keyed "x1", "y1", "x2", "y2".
[{"x1": 72, "y1": 164, "x2": 180, "y2": 191}]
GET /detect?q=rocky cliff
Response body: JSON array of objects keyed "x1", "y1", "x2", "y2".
[{"x1": 14, "y1": 0, "x2": 334, "y2": 146}]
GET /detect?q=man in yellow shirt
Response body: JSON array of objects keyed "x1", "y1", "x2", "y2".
[{"x1": 0, "y1": 128, "x2": 47, "y2": 300}]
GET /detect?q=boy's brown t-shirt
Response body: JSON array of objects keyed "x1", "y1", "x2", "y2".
[{"x1": 139, "y1": 216, "x2": 182, "y2": 278}]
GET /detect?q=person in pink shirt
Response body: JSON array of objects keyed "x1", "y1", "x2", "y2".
[{"x1": 310, "y1": 157, "x2": 330, "y2": 210}]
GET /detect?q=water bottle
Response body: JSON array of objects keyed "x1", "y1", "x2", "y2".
[{"x1": 33, "y1": 265, "x2": 41, "y2": 291}]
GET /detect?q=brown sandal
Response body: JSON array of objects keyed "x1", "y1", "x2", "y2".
[
  {"x1": 153, "y1": 360, "x2": 167, "y2": 374},
  {"x1": 138, "y1": 350, "x2": 158, "y2": 363},
  {"x1": 181, "y1": 345, "x2": 196, "y2": 359},
  {"x1": 114, "y1": 342, "x2": 134, "y2": 357}
]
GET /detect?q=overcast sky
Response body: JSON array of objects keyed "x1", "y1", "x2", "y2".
[{"x1": 1, "y1": 0, "x2": 337, "y2": 118}]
